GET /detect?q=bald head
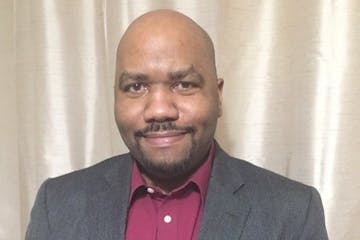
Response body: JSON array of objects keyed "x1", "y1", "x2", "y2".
[
  {"x1": 113, "y1": 10, "x2": 224, "y2": 183},
  {"x1": 116, "y1": 9, "x2": 217, "y2": 78}
]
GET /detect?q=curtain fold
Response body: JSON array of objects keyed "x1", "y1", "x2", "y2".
[{"x1": 1, "y1": 0, "x2": 359, "y2": 239}]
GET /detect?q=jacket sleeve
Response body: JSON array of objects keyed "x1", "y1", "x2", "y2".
[
  {"x1": 25, "y1": 179, "x2": 51, "y2": 240},
  {"x1": 299, "y1": 187, "x2": 329, "y2": 240}
]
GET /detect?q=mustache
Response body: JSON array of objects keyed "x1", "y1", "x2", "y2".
[{"x1": 134, "y1": 121, "x2": 194, "y2": 137}]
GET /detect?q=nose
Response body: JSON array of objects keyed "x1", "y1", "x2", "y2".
[{"x1": 143, "y1": 88, "x2": 179, "y2": 123}]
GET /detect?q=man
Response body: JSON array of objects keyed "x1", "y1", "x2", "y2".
[{"x1": 26, "y1": 9, "x2": 328, "y2": 240}]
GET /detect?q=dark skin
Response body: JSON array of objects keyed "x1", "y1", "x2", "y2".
[{"x1": 114, "y1": 10, "x2": 223, "y2": 194}]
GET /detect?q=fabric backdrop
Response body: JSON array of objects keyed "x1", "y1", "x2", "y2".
[{"x1": 1, "y1": 0, "x2": 359, "y2": 239}]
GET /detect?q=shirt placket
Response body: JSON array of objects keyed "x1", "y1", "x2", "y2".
[{"x1": 154, "y1": 194, "x2": 178, "y2": 240}]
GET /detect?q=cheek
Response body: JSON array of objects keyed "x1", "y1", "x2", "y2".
[
  {"x1": 115, "y1": 100, "x2": 142, "y2": 132},
  {"x1": 179, "y1": 96, "x2": 219, "y2": 128}
]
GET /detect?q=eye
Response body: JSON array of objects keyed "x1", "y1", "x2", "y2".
[
  {"x1": 123, "y1": 82, "x2": 148, "y2": 96},
  {"x1": 176, "y1": 82, "x2": 193, "y2": 89},
  {"x1": 174, "y1": 81, "x2": 196, "y2": 90},
  {"x1": 172, "y1": 81, "x2": 199, "y2": 95}
]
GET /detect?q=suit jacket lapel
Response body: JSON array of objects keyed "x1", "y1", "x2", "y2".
[
  {"x1": 197, "y1": 145, "x2": 252, "y2": 240},
  {"x1": 87, "y1": 155, "x2": 133, "y2": 240},
  {"x1": 83, "y1": 147, "x2": 251, "y2": 240}
]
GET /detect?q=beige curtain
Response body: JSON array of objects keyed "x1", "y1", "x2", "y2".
[{"x1": 1, "y1": 0, "x2": 359, "y2": 239}]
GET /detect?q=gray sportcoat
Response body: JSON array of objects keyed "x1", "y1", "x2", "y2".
[{"x1": 26, "y1": 144, "x2": 328, "y2": 239}]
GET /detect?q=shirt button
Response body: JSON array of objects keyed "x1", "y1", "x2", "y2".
[
  {"x1": 147, "y1": 187, "x2": 154, "y2": 194},
  {"x1": 163, "y1": 215, "x2": 172, "y2": 223}
]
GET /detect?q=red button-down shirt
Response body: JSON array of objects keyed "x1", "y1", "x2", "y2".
[{"x1": 125, "y1": 143, "x2": 215, "y2": 240}]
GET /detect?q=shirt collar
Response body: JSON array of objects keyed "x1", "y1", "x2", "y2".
[{"x1": 130, "y1": 141, "x2": 215, "y2": 204}]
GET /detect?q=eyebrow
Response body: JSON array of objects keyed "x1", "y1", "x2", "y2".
[
  {"x1": 168, "y1": 65, "x2": 203, "y2": 81},
  {"x1": 118, "y1": 65, "x2": 203, "y2": 84},
  {"x1": 118, "y1": 71, "x2": 148, "y2": 84}
]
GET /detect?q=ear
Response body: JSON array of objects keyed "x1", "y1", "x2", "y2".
[{"x1": 217, "y1": 78, "x2": 224, "y2": 117}]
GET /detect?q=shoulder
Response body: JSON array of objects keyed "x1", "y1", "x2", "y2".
[
  {"x1": 232, "y1": 156, "x2": 310, "y2": 192},
  {"x1": 214, "y1": 148, "x2": 327, "y2": 238},
  {"x1": 41, "y1": 153, "x2": 132, "y2": 198},
  {"x1": 26, "y1": 154, "x2": 133, "y2": 237},
  {"x1": 214, "y1": 146, "x2": 321, "y2": 208}
]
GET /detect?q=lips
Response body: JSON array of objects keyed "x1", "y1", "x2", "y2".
[{"x1": 140, "y1": 130, "x2": 188, "y2": 147}]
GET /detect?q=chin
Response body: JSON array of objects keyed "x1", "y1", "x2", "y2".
[{"x1": 136, "y1": 152, "x2": 196, "y2": 179}]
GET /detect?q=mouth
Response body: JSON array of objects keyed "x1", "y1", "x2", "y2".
[{"x1": 139, "y1": 130, "x2": 189, "y2": 147}]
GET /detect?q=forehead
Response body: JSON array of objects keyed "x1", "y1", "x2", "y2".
[
  {"x1": 121, "y1": 32, "x2": 202, "y2": 60},
  {"x1": 117, "y1": 35, "x2": 212, "y2": 78}
]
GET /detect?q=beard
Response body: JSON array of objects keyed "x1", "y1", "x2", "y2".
[
  {"x1": 129, "y1": 121, "x2": 209, "y2": 180},
  {"x1": 133, "y1": 138, "x2": 199, "y2": 180}
]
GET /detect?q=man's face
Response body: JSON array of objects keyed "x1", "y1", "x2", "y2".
[{"x1": 114, "y1": 31, "x2": 223, "y2": 179}]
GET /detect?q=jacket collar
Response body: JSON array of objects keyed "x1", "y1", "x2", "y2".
[
  {"x1": 197, "y1": 143, "x2": 252, "y2": 240},
  {"x1": 87, "y1": 154, "x2": 133, "y2": 240},
  {"x1": 87, "y1": 143, "x2": 252, "y2": 240}
]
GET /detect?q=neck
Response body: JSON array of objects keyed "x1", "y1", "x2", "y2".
[{"x1": 140, "y1": 172, "x2": 191, "y2": 195}]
